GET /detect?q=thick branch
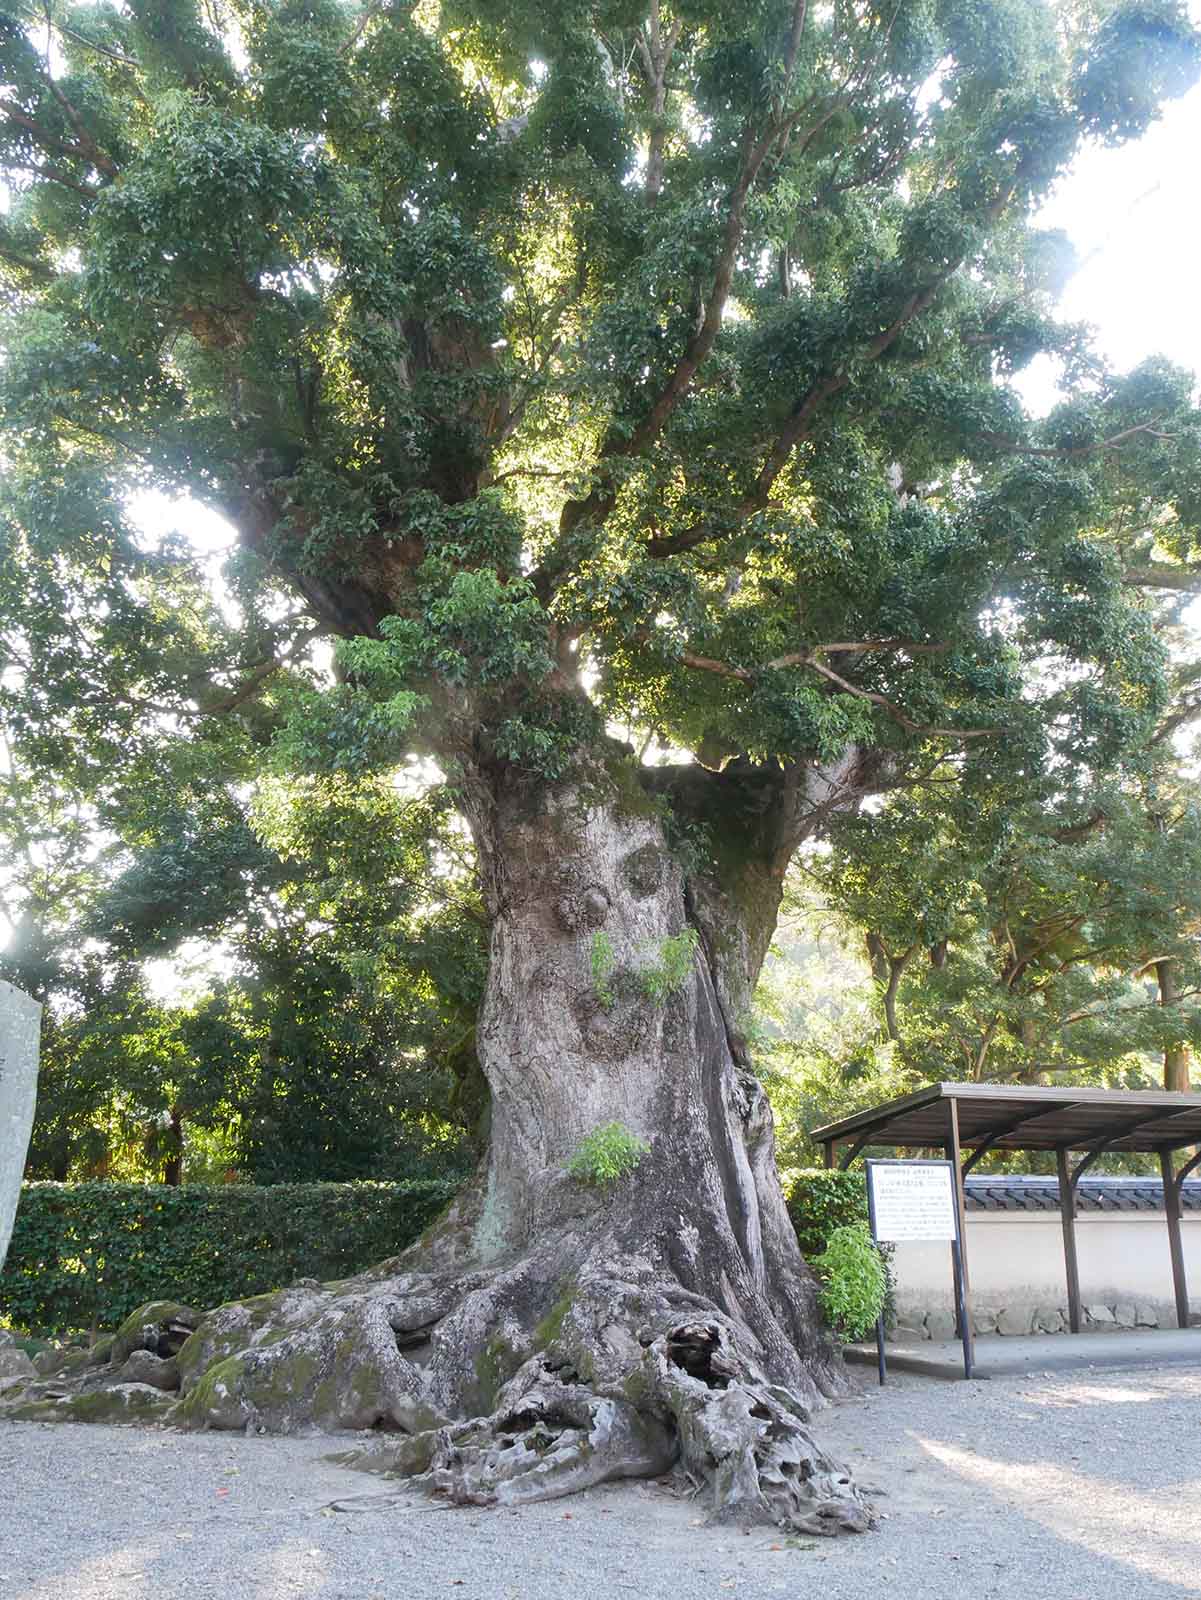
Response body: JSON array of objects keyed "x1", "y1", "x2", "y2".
[
  {"x1": 193, "y1": 629, "x2": 323, "y2": 716},
  {"x1": 801, "y1": 655, "x2": 993, "y2": 740},
  {"x1": 635, "y1": 12, "x2": 682, "y2": 205},
  {"x1": 1124, "y1": 563, "x2": 1201, "y2": 593},
  {"x1": 1149, "y1": 696, "x2": 1201, "y2": 746},
  {"x1": 1051, "y1": 809, "x2": 1107, "y2": 843},
  {"x1": 0, "y1": 92, "x2": 116, "y2": 186},
  {"x1": 764, "y1": 638, "x2": 950, "y2": 667},
  {"x1": 558, "y1": 128, "x2": 773, "y2": 543},
  {"x1": 8, "y1": 156, "x2": 98, "y2": 198},
  {"x1": 882, "y1": 943, "x2": 918, "y2": 1041},
  {"x1": 42, "y1": 68, "x2": 119, "y2": 178},
  {"x1": 556, "y1": 15, "x2": 830, "y2": 547},
  {"x1": 783, "y1": 0, "x2": 809, "y2": 79}
]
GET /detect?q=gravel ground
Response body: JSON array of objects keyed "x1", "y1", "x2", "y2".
[{"x1": 3, "y1": 1360, "x2": 1199, "y2": 1599}]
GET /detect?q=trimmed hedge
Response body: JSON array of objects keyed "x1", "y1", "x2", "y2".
[
  {"x1": 1, "y1": 1170, "x2": 869, "y2": 1339},
  {"x1": 783, "y1": 1169, "x2": 869, "y2": 1260},
  {"x1": 0, "y1": 1180, "x2": 459, "y2": 1335}
]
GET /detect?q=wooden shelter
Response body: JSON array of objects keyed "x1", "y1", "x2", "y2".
[{"x1": 812, "y1": 1083, "x2": 1201, "y2": 1361}]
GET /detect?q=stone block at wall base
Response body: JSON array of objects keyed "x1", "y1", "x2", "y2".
[
  {"x1": 996, "y1": 1305, "x2": 1033, "y2": 1336},
  {"x1": 896, "y1": 1297, "x2": 1199, "y2": 1335},
  {"x1": 924, "y1": 1310, "x2": 956, "y2": 1341}
]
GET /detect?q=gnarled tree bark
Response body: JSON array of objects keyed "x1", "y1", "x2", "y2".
[{"x1": 6, "y1": 748, "x2": 877, "y2": 1535}]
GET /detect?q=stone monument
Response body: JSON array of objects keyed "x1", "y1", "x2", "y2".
[{"x1": 0, "y1": 979, "x2": 41, "y2": 1273}]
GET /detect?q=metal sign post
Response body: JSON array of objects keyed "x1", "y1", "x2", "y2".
[{"x1": 866, "y1": 1158, "x2": 972, "y2": 1380}]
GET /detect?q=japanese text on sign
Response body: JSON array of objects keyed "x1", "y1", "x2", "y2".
[{"x1": 868, "y1": 1162, "x2": 958, "y2": 1242}]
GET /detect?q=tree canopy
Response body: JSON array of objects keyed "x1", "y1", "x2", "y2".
[
  {"x1": 4, "y1": 0, "x2": 1201, "y2": 1178},
  {"x1": 2, "y1": 0, "x2": 1200, "y2": 798}
]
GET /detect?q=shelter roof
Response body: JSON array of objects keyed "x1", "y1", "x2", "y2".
[{"x1": 812, "y1": 1082, "x2": 1201, "y2": 1155}]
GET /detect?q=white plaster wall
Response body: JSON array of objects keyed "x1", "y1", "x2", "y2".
[{"x1": 890, "y1": 1211, "x2": 1201, "y2": 1320}]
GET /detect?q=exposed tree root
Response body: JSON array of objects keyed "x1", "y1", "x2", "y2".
[
  {"x1": 0, "y1": 1239, "x2": 872, "y2": 1535},
  {"x1": 419, "y1": 1371, "x2": 677, "y2": 1507},
  {"x1": 329, "y1": 1313, "x2": 869, "y2": 1533},
  {"x1": 644, "y1": 1323, "x2": 869, "y2": 1534}
]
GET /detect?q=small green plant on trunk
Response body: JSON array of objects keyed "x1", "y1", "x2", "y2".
[
  {"x1": 589, "y1": 931, "x2": 617, "y2": 1009},
  {"x1": 589, "y1": 927, "x2": 698, "y2": 1010},
  {"x1": 638, "y1": 927, "x2": 700, "y2": 1005},
  {"x1": 567, "y1": 1123, "x2": 649, "y2": 1187}
]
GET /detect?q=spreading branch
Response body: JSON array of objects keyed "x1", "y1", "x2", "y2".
[
  {"x1": 41, "y1": 63, "x2": 119, "y2": 179},
  {"x1": 193, "y1": 629, "x2": 323, "y2": 716},
  {"x1": 975, "y1": 418, "x2": 1174, "y2": 460},
  {"x1": 1148, "y1": 695, "x2": 1201, "y2": 747},
  {"x1": 7, "y1": 157, "x2": 98, "y2": 198},
  {"x1": 555, "y1": 2, "x2": 838, "y2": 547},
  {"x1": 647, "y1": 173, "x2": 1023, "y2": 560},
  {"x1": 0, "y1": 90, "x2": 114, "y2": 195},
  {"x1": 671, "y1": 640, "x2": 992, "y2": 741}
]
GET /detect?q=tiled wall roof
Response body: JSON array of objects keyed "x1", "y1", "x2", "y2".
[{"x1": 965, "y1": 1175, "x2": 1201, "y2": 1212}]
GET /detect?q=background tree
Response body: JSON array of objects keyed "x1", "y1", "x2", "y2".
[
  {"x1": 3, "y1": 760, "x2": 484, "y2": 1183},
  {"x1": 804, "y1": 767, "x2": 1201, "y2": 1078},
  {"x1": 1, "y1": 515, "x2": 482, "y2": 1180},
  {"x1": 2, "y1": 0, "x2": 1200, "y2": 1528}
]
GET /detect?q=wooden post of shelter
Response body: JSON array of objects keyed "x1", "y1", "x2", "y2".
[
  {"x1": 1056, "y1": 1145, "x2": 1083, "y2": 1334},
  {"x1": 946, "y1": 1095, "x2": 975, "y2": 1375},
  {"x1": 1160, "y1": 1148, "x2": 1201, "y2": 1329},
  {"x1": 1160, "y1": 1149, "x2": 1188, "y2": 1330}
]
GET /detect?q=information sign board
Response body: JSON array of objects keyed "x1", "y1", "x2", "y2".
[
  {"x1": 867, "y1": 1160, "x2": 958, "y2": 1243},
  {"x1": 863, "y1": 1158, "x2": 973, "y2": 1383}
]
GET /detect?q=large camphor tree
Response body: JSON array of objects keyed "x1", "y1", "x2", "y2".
[{"x1": 3, "y1": 0, "x2": 1201, "y2": 1530}]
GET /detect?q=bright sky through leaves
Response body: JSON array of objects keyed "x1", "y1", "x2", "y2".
[{"x1": 1018, "y1": 55, "x2": 1201, "y2": 412}]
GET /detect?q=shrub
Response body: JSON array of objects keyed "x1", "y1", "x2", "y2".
[
  {"x1": 784, "y1": 1169, "x2": 895, "y2": 1334},
  {"x1": 811, "y1": 1223, "x2": 888, "y2": 1341},
  {"x1": 567, "y1": 1122, "x2": 649, "y2": 1186},
  {"x1": 0, "y1": 1179, "x2": 459, "y2": 1336},
  {"x1": 782, "y1": 1169, "x2": 870, "y2": 1259}
]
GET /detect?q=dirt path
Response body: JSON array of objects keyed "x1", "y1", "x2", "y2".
[{"x1": 3, "y1": 1361, "x2": 1197, "y2": 1599}]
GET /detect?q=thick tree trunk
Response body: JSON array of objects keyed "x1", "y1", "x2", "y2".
[
  {"x1": 458, "y1": 757, "x2": 843, "y2": 1395},
  {"x1": 6, "y1": 754, "x2": 875, "y2": 1535},
  {"x1": 1156, "y1": 959, "x2": 1191, "y2": 1092},
  {"x1": 162, "y1": 1107, "x2": 184, "y2": 1187}
]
